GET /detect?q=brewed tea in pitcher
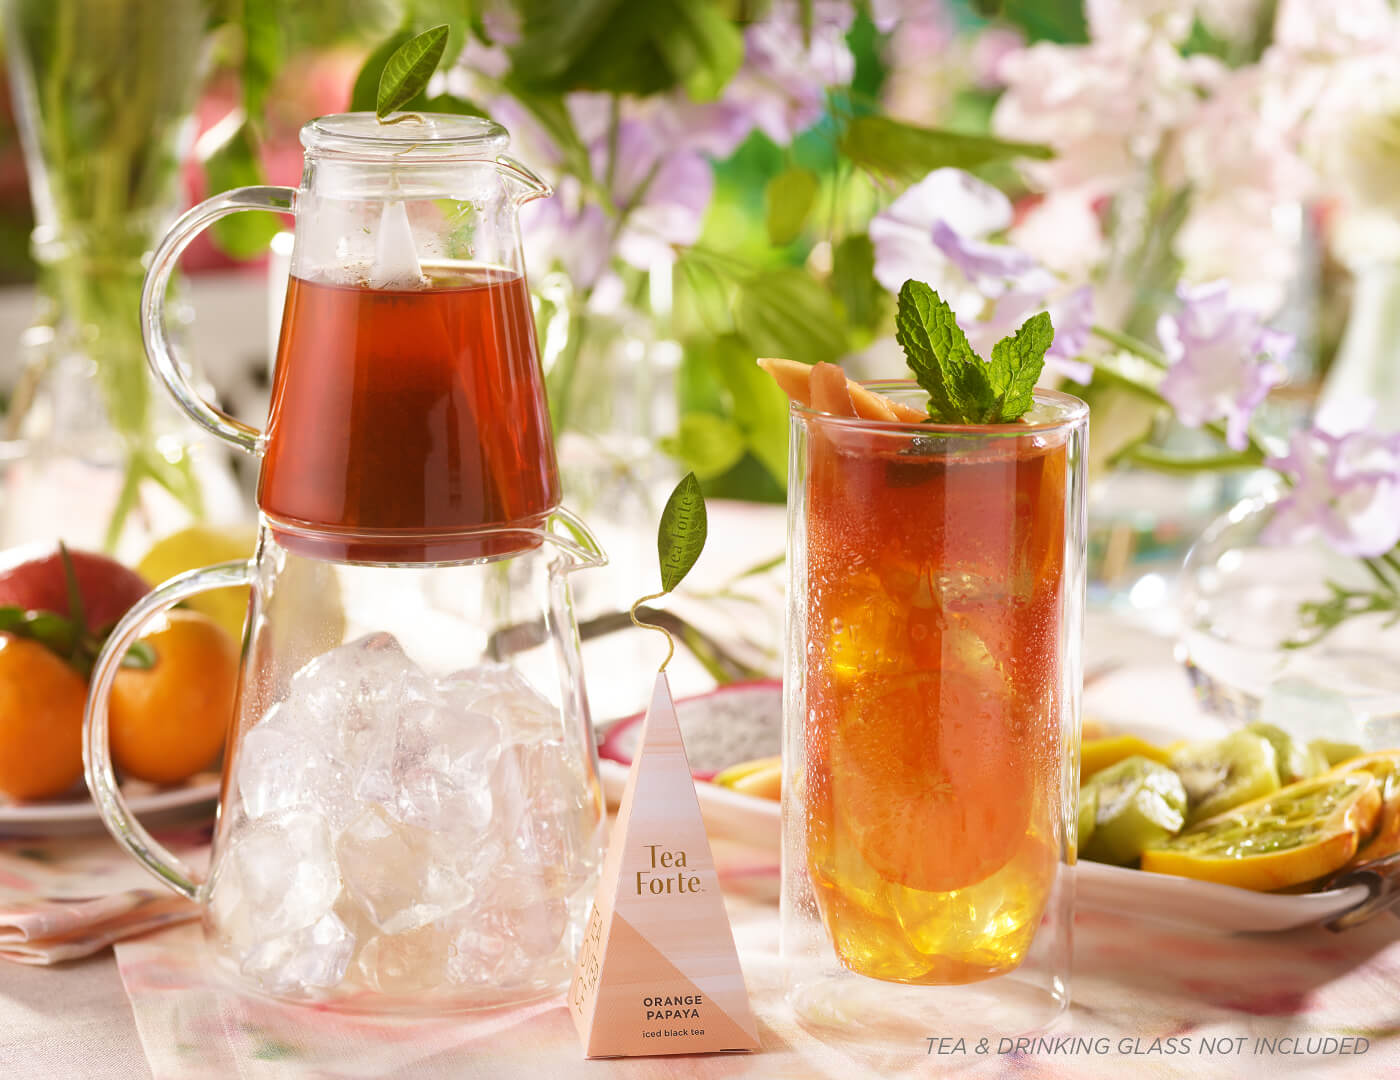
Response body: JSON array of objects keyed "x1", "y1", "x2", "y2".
[
  {"x1": 262, "y1": 265, "x2": 557, "y2": 562},
  {"x1": 86, "y1": 112, "x2": 609, "y2": 1012}
]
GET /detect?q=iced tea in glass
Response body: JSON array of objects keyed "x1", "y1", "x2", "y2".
[{"x1": 782, "y1": 382, "x2": 1086, "y2": 1033}]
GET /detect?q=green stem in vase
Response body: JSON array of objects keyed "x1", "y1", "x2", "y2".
[{"x1": 7, "y1": 0, "x2": 210, "y2": 549}]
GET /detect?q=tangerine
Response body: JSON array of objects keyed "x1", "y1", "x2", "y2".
[
  {"x1": 0, "y1": 634, "x2": 89, "y2": 800},
  {"x1": 109, "y1": 610, "x2": 238, "y2": 784}
]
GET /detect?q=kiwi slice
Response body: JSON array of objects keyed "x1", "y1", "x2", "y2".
[
  {"x1": 1078, "y1": 785, "x2": 1098, "y2": 855},
  {"x1": 1311, "y1": 739, "x2": 1365, "y2": 767},
  {"x1": 1080, "y1": 756, "x2": 1188, "y2": 866},
  {"x1": 1247, "y1": 722, "x2": 1326, "y2": 785},
  {"x1": 1171, "y1": 731, "x2": 1280, "y2": 825}
]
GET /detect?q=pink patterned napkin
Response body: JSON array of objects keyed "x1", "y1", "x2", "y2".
[{"x1": 0, "y1": 826, "x2": 208, "y2": 964}]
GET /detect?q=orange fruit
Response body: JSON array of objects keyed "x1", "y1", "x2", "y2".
[
  {"x1": 0, "y1": 634, "x2": 89, "y2": 800},
  {"x1": 109, "y1": 610, "x2": 238, "y2": 785},
  {"x1": 827, "y1": 671, "x2": 1034, "y2": 893}
]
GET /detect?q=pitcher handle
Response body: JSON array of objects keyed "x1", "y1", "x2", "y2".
[
  {"x1": 141, "y1": 187, "x2": 296, "y2": 455},
  {"x1": 83, "y1": 561, "x2": 254, "y2": 901}
]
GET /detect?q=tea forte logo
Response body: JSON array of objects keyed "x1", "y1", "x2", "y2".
[{"x1": 636, "y1": 844, "x2": 701, "y2": 895}]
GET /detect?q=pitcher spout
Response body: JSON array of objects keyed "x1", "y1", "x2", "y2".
[
  {"x1": 543, "y1": 507, "x2": 607, "y2": 572},
  {"x1": 496, "y1": 155, "x2": 552, "y2": 205}
]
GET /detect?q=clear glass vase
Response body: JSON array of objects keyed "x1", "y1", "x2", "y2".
[
  {"x1": 1, "y1": 0, "x2": 239, "y2": 557},
  {"x1": 1178, "y1": 492, "x2": 1400, "y2": 748}
]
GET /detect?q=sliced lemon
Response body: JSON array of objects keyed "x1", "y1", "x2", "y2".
[
  {"x1": 138, "y1": 525, "x2": 256, "y2": 641},
  {"x1": 1140, "y1": 772, "x2": 1382, "y2": 892},
  {"x1": 1081, "y1": 734, "x2": 1171, "y2": 781}
]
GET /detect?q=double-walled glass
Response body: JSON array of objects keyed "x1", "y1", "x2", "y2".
[{"x1": 781, "y1": 383, "x2": 1087, "y2": 1043}]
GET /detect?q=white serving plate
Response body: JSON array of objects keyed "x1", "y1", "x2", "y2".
[
  {"x1": 0, "y1": 774, "x2": 221, "y2": 836},
  {"x1": 598, "y1": 672, "x2": 1375, "y2": 934}
]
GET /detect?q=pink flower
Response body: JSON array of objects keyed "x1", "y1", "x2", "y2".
[
  {"x1": 1157, "y1": 282, "x2": 1289, "y2": 450},
  {"x1": 1265, "y1": 414, "x2": 1400, "y2": 558},
  {"x1": 993, "y1": 32, "x2": 1221, "y2": 197}
]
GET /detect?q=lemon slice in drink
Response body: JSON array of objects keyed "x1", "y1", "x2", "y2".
[{"x1": 1140, "y1": 772, "x2": 1383, "y2": 892}]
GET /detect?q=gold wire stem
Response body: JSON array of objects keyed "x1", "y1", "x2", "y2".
[{"x1": 629, "y1": 591, "x2": 675, "y2": 670}]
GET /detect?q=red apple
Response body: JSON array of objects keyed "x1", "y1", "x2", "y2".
[{"x1": 0, "y1": 544, "x2": 151, "y2": 633}]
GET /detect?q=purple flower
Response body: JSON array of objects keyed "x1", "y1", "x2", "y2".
[
  {"x1": 870, "y1": 168, "x2": 1019, "y2": 316},
  {"x1": 1265, "y1": 419, "x2": 1400, "y2": 558},
  {"x1": 587, "y1": 119, "x2": 713, "y2": 270},
  {"x1": 969, "y1": 279, "x2": 1096, "y2": 384},
  {"x1": 519, "y1": 178, "x2": 611, "y2": 289},
  {"x1": 1157, "y1": 282, "x2": 1290, "y2": 450}
]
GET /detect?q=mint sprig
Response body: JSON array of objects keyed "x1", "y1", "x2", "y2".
[{"x1": 895, "y1": 279, "x2": 1054, "y2": 424}]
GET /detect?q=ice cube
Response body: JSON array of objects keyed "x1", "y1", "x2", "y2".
[
  {"x1": 236, "y1": 720, "x2": 335, "y2": 822},
  {"x1": 446, "y1": 899, "x2": 567, "y2": 989},
  {"x1": 230, "y1": 810, "x2": 340, "y2": 939},
  {"x1": 491, "y1": 736, "x2": 601, "y2": 902},
  {"x1": 355, "y1": 924, "x2": 450, "y2": 995},
  {"x1": 241, "y1": 912, "x2": 355, "y2": 995},
  {"x1": 336, "y1": 808, "x2": 477, "y2": 934},
  {"x1": 360, "y1": 697, "x2": 501, "y2": 833},
  {"x1": 288, "y1": 632, "x2": 436, "y2": 769},
  {"x1": 368, "y1": 199, "x2": 426, "y2": 289}
]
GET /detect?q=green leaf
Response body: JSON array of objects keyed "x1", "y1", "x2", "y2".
[
  {"x1": 987, "y1": 311, "x2": 1053, "y2": 422},
  {"x1": 377, "y1": 25, "x2": 450, "y2": 120},
  {"x1": 765, "y1": 167, "x2": 819, "y2": 247},
  {"x1": 652, "y1": 1, "x2": 743, "y2": 102},
  {"x1": 657, "y1": 473, "x2": 708, "y2": 593},
  {"x1": 712, "y1": 336, "x2": 790, "y2": 486},
  {"x1": 661, "y1": 412, "x2": 746, "y2": 479},
  {"x1": 422, "y1": 93, "x2": 490, "y2": 117},
  {"x1": 508, "y1": 0, "x2": 743, "y2": 98},
  {"x1": 352, "y1": 31, "x2": 413, "y2": 113},
  {"x1": 407, "y1": 0, "x2": 475, "y2": 65},
  {"x1": 830, "y1": 234, "x2": 885, "y2": 331},
  {"x1": 735, "y1": 267, "x2": 847, "y2": 367},
  {"x1": 203, "y1": 124, "x2": 282, "y2": 258},
  {"x1": 120, "y1": 641, "x2": 157, "y2": 670},
  {"x1": 895, "y1": 281, "x2": 993, "y2": 423},
  {"x1": 240, "y1": 0, "x2": 283, "y2": 125},
  {"x1": 840, "y1": 116, "x2": 1051, "y2": 184}
]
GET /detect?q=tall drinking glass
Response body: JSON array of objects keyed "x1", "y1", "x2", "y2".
[{"x1": 781, "y1": 382, "x2": 1087, "y2": 1043}]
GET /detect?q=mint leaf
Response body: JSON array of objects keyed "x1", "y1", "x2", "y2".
[
  {"x1": 894, "y1": 280, "x2": 1053, "y2": 424},
  {"x1": 988, "y1": 311, "x2": 1054, "y2": 422},
  {"x1": 895, "y1": 281, "x2": 994, "y2": 423}
]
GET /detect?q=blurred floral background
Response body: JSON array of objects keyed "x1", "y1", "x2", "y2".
[{"x1": 1, "y1": 0, "x2": 1399, "y2": 692}]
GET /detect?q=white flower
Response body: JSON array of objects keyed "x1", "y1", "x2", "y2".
[
  {"x1": 1007, "y1": 188, "x2": 1105, "y2": 284},
  {"x1": 1085, "y1": 0, "x2": 1196, "y2": 44},
  {"x1": 992, "y1": 32, "x2": 1221, "y2": 196},
  {"x1": 1273, "y1": 0, "x2": 1399, "y2": 58}
]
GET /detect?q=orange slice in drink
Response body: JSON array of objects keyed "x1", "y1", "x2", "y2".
[{"x1": 827, "y1": 670, "x2": 1035, "y2": 893}]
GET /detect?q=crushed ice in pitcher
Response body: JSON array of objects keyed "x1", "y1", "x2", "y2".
[{"x1": 210, "y1": 633, "x2": 601, "y2": 1004}]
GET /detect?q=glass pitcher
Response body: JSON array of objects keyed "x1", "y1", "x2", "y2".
[
  {"x1": 82, "y1": 113, "x2": 610, "y2": 1010},
  {"x1": 141, "y1": 112, "x2": 560, "y2": 563},
  {"x1": 85, "y1": 515, "x2": 608, "y2": 1010}
]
